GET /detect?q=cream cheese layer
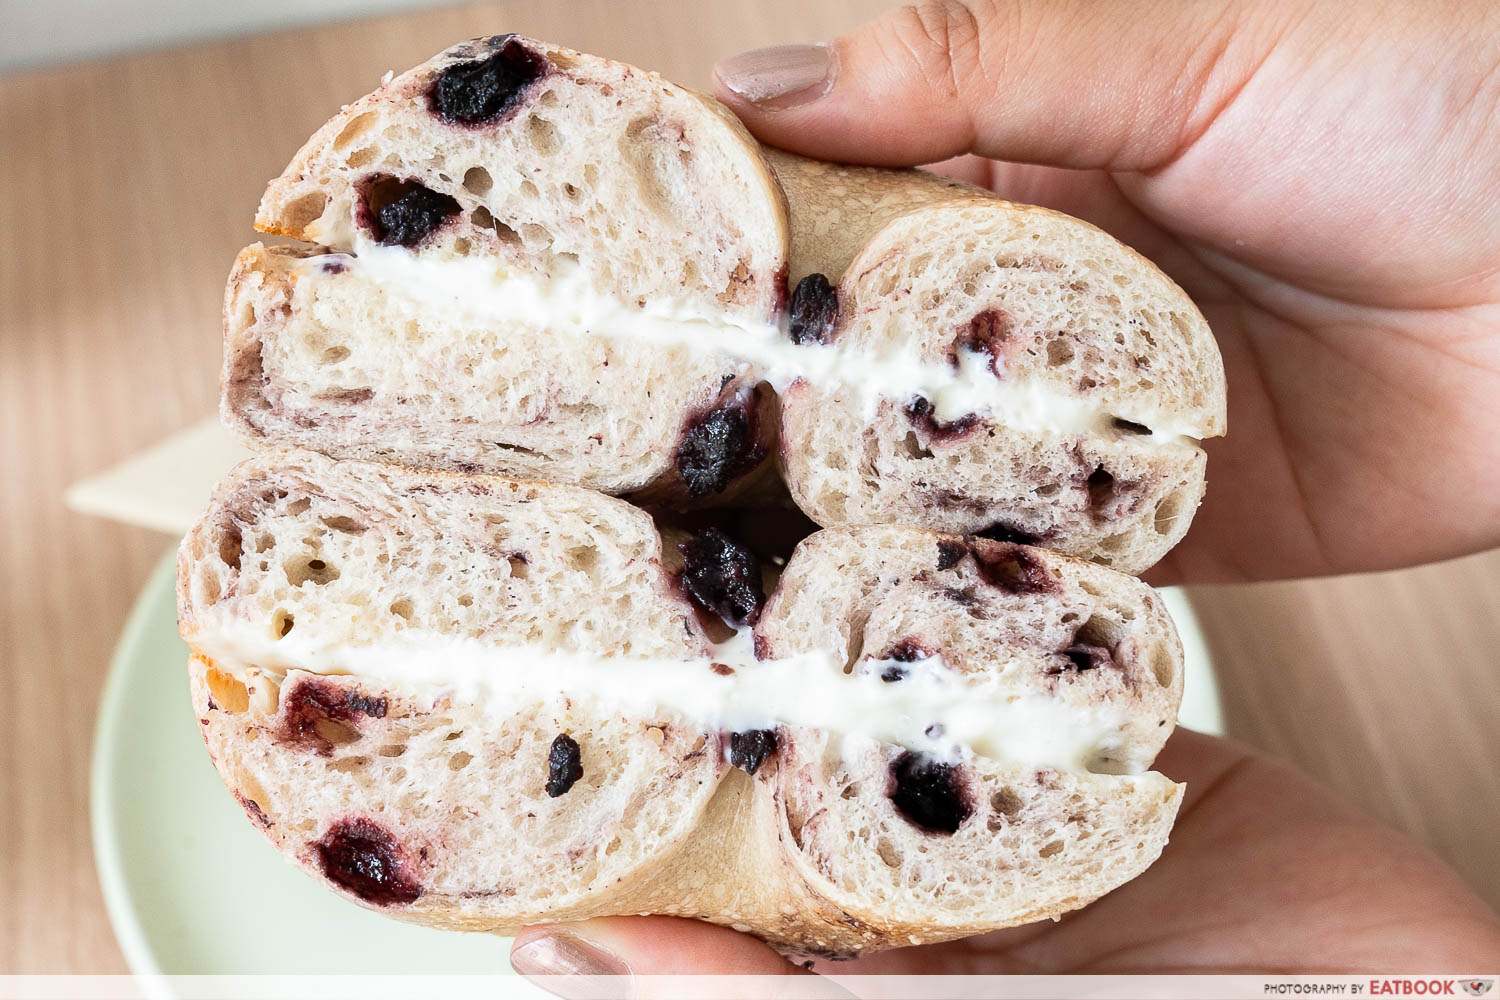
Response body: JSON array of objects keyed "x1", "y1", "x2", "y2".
[
  {"x1": 200, "y1": 615, "x2": 1147, "y2": 775},
  {"x1": 290, "y1": 229, "x2": 1205, "y2": 442}
]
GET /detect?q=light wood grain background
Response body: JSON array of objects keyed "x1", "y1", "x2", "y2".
[{"x1": 2, "y1": 0, "x2": 1496, "y2": 974}]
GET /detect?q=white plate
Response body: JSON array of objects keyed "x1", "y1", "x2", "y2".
[{"x1": 91, "y1": 548, "x2": 1222, "y2": 977}]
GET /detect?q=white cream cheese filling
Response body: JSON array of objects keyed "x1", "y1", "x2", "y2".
[
  {"x1": 291, "y1": 232, "x2": 1205, "y2": 443},
  {"x1": 201, "y1": 616, "x2": 1144, "y2": 775}
]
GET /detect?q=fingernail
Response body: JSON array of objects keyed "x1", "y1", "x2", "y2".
[
  {"x1": 715, "y1": 43, "x2": 838, "y2": 109},
  {"x1": 510, "y1": 930, "x2": 631, "y2": 999}
]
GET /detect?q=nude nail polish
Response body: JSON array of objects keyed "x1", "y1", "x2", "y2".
[
  {"x1": 510, "y1": 930, "x2": 630, "y2": 999},
  {"x1": 714, "y1": 43, "x2": 838, "y2": 109}
]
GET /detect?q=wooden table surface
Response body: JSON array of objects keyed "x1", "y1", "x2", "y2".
[{"x1": 3, "y1": 0, "x2": 1497, "y2": 974}]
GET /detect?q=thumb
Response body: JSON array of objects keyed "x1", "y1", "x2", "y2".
[
  {"x1": 712, "y1": 0, "x2": 1272, "y2": 170},
  {"x1": 511, "y1": 917, "x2": 857, "y2": 997}
]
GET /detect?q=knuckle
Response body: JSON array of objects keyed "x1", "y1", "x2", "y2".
[{"x1": 885, "y1": 0, "x2": 993, "y2": 98}]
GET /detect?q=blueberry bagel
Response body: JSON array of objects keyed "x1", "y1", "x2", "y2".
[
  {"x1": 768, "y1": 151, "x2": 1226, "y2": 573},
  {"x1": 178, "y1": 451, "x2": 1183, "y2": 954},
  {"x1": 229, "y1": 35, "x2": 786, "y2": 500}
]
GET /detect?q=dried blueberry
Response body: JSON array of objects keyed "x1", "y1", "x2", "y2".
[
  {"x1": 545, "y1": 734, "x2": 583, "y2": 797},
  {"x1": 277, "y1": 679, "x2": 388, "y2": 755},
  {"x1": 729, "y1": 729, "x2": 778, "y2": 775},
  {"x1": 970, "y1": 542, "x2": 1057, "y2": 596},
  {"x1": 432, "y1": 36, "x2": 548, "y2": 125},
  {"x1": 366, "y1": 179, "x2": 461, "y2": 247},
  {"x1": 889, "y1": 752, "x2": 971, "y2": 834},
  {"x1": 880, "y1": 665, "x2": 908, "y2": 683},
  {"x1": 344, "y1": 692, "x2": 389, "y2": 717},
  {"x1": 679, "y1": 528, "x2": 764, "y2": 627},
  {"x1": 941, "y1": 586, "x2": 980, "y2": 608},
  {"x1": 881, "y1": 638, "x2": 934, "y2": 663},
  {"x1": 935, "y1": 540, "x2": 967, "y2": 570},
  {"x1": 787, "y1": 273, "x2": 838, "y2": 345},
  {"x1": 237, "y1": 794, "x2": 271, "y2": 829},
  {"x1": 906, "y1": 396, "x2": 981, "y2": 441},
  {"x1": 950, "y1": 309, "x2": 1011, "y2": 374},
  {"x1": 314, "y1": 818, "x2": 422, "y2": 905},
  {"x1": 676, "y1": 405, "x2": 759, "y2": 497}
]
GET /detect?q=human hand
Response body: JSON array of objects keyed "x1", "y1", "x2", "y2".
[
  {"x1": 505, "y1": 5, "x2": 1500, "y2": 988},
  {"x1": 710, "y1": 0, "x2": 1500, "y2": 584},
  {"x1": 508, "y1": 730, "x2": 1500, "y2": 986}
]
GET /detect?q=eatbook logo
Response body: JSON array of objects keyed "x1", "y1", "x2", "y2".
[{"x1": 1462, "y1": 981, "x2": 1494, "y2": 997}]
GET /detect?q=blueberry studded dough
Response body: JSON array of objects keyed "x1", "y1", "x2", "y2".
[
  {"x1": 179, "y1": 453, "x2": 1185, "y2": 953},
  {"x1": 228, "y1": 35, "x2": 1222, "y2": 569},
  {"x1": 184, "y1": 34, "x2": 1224, "y2": 955}
]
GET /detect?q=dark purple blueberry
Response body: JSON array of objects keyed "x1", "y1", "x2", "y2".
[
  {"x1": 950, "y1": 309, "x2": 1011, "y2": 374},
  {"x1": 1112, "y1": 418, "x2": 1152, "y2": 436},
  {"x1": 976, "y1": 521, "x2": 1040, "y2": 546},
  {"x1": 545, "y1": 733, "x2": 583, "y2": 797},
  {"x1": 320, "y1": 259, "x2": 348, "y2": 275},
  {"x1": 889, "y1": 752, "x2": 972, "y2": 834},
  {"x1": 941, "y1": 586, "x2": 980, "y2": 608},
  {"x1": 431, "y1": 36, "x2": 548, "y2": 125},
  {"x1": 787, "y1": 273, "x2": 838, "y2": 345},
  {"x1": 936, "y1": 540, "x2": 966, "y2": 570},
  {"x1": 905, "y1": 396, "x2": 981, "y2": 441},
  {"x1": 237, "y1": 794, "x2": 271, "y2": 829},
  {"x1": 880, "y1": 665, "x2": 908, "y2": 683},
  {"x1": 679, "y1": 527, "x2": 764, "y2": 627},
  {"x1": 970, "y1": 541, "x2": 1057, "y2": 596},
  {"x1": 729, "y1": 729, "x2": 778, "y2": 775},
  {"x1": 314, "y1": 818, "x2": 422, "y2": 905},
  {"x1": 676, "y1": 405, "x2": 759, "y2": 497},
  {"x1": 881, "y1": 638, "x2": 934, "y2": 663},
  {"x1": 277, "y1": 679, "x2": 388, "y2": 755},
  {"x1": 344, "y1": 692, "x2": 389, "y2": 717},
  {"x1": 367, "y1": 180, "x2": 461, "y2": 247}
]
